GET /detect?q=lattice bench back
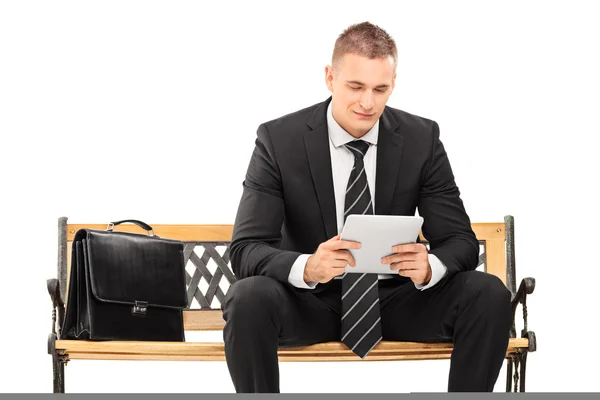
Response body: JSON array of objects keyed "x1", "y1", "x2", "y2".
[{"x1": 57, "y1": 216, "x2": 517, "y2": 332}]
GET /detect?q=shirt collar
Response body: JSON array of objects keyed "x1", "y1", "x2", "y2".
[{"x1": 327, "y1": 101, "x2": 379, "y2": 148}]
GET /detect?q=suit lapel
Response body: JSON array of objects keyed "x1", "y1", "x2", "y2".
[
  {"x1": 304, "y1": 98, "x2": 338, "y2": 239},
  {"x1": 304, "y1": 99, "x2": 404, "y2": 239},
  {"x1": 375, "y1": 109, "x2": 404, "y2": 215}
]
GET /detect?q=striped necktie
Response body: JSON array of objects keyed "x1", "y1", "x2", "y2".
[{"x1": 341, "y1": 140, "x2": 382, "y2": 359}]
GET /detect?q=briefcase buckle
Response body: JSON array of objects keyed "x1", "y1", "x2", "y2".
[{"x1": 133, "y1": 300, "x2": 148, "y2": 315}]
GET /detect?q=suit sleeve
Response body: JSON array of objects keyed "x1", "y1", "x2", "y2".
[
  {"x1": 229, "y1": 123, "x2": 303, "y2": 284},
  {"x1": 418, "y1": 121, "x2": 479, "y2": 277}
]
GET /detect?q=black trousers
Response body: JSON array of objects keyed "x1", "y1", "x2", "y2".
[{"x1": 221, "y1": 270, "x2": 512, "y2": 393}]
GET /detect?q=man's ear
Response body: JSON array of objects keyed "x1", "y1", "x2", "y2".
[{"x1": 325, "y1": 65, "x2": 334, "y2": 92}]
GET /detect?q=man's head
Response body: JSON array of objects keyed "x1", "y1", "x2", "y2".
[{"x1": 325, "y1": 22, "x2": 397, "y2": 138}]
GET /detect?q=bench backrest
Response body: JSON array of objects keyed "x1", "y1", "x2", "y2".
[{"x1": 57, "y1": 216, "x2": 517, "y2": 331}]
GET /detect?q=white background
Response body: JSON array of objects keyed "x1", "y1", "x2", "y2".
[{"x1": 1, "y1": 0, "x2": 599, "y2": 393}]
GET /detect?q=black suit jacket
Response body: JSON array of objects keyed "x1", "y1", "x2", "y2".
[{"x1": 230, "y1": 96, "x2": 479, "y2": 293}]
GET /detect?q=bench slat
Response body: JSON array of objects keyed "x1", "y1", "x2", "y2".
[
  {"x1": 66, "y1": 353, "x2": 517, "y2": 362},
  {"x1": 65, "y1": 223, "x2": 505, "y2": 243},
  {"x1": 56, "y1": 338, "x2": 528, "y2": 362},
  {"x1": 184, "y1": 310, "x2": 224, "y2": 330}
]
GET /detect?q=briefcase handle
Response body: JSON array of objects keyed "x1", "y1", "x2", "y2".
[{"x1": 106, "y1": 219, "x2": 156, "y2": 237}]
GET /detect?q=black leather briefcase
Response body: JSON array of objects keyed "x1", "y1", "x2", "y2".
[{"x1": 62, "y1": 220, "x2": 187, "y2": 341}]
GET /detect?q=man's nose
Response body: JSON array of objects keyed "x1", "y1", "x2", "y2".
[{"x1": 359, "y1": 91, "x2": 374, "y2": 110}]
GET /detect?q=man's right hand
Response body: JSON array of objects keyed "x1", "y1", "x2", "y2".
[{"x1": 303, "y1": 234, "x2": 361, "y2": 284}]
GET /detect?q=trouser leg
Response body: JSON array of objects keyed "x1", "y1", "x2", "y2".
[
  {"x1": 379, "y1": 271, "x2": 512, "y2": 392},
  {"x1": 221, "y1": 275, "x2": 340, "y2": 393}
]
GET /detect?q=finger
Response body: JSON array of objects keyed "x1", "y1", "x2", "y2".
[
  {"x1": 329, "y1": 266, "x2": 348, "y2": 280},
  {"x1": 397, "y1": 268, "x2": 421, "y2": 278},
  {"x1": 328, "y1": 234, "x2": 341, "y2": 242},
  {"x1": 332, "y1": 259, "x2": 350, "y2": 268},
  {"x1": 332, "y1": 252, "x2": 356, "y2": 268},
  {"x1": 335, "y1": 249, "x2": 355, "y2": 260},
  {"x1": 389, "y1": 261, "x2": 418, "y2": 271},
  {"x1": 348, "y1": 253, "x2": 356, "y2": 267},
  {"x1": 391, "y1": 243, "x2": 418, "y2": 253},
  {"x1": 382, "y1": 253, "x2": 417, "y2": 264},
  {"x1": 328, "y1": 239, "x2": 362, "y2": 250},
  {"x1": 340, "y1": 251, "x2": 357, "y2": 267},
  {"x1": 392, "y1": 243, "x2": 424, "y2": 253}
]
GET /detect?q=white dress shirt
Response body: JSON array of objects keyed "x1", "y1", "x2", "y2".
[{"x1": 288, "y1": 102, "x2": 448, "y2": 290}]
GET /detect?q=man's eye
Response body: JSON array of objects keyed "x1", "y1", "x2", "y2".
[
  {"x1": 375, "y1": 88, "x2": 386, "y2": 93},
  {"x1": 350, "y1": 87, "x2": 361, "y2": 91}
]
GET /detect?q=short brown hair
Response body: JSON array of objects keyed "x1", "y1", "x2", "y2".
[{"x1": 332, "y1": 22, "x2": 397, "y2": 72}]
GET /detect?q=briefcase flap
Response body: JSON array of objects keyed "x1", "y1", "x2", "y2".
[{"x1": 82, "y1": 229, "x2": 187, "y2": 310}]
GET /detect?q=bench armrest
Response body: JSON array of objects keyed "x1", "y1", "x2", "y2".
[
  {"x1": 47, "y1": 278, "x2": 65, "y2": 338},
  {"x1": 510, "y1": 277, "x2": 537, "y2": 352}
]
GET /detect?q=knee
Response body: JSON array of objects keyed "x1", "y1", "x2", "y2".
[
  {"x1": 462, "y1": 271, "x2": 511, "y2": 314},
  {"x1": 221, "y1": 276, "x2": 284, "y2": 321}
]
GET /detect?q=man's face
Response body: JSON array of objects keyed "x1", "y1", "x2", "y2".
[{"x1": 325, "y1": 53, "x2": 396, "y2": 138}]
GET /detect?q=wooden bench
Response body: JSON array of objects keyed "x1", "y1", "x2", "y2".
[{"x1": 47, "y1": 215, "x2": 536, "y2": 393}]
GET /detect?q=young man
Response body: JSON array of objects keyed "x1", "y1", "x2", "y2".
[{"x1": 222, "y1": 21, "x2": 512, "y2": 393}]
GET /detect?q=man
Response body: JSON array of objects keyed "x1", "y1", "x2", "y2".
[{"x1": 222, "y1": 21, "x2": 512, "y2": 393}]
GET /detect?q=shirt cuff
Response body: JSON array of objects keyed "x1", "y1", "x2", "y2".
[
  {"x1": 414, "y1": 254, "x2": 448, "y2": 291},
  {"x1": 288, "y1": 254, "x2": 318, "y2": 289}
]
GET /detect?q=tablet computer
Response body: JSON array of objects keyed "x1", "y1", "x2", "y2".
[{"x1": 340, "y1": 214, "x2": 424, "y2": 274}]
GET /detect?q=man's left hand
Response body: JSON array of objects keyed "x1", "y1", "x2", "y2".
[{"x1": 381, "y1": 243, "x2": 432, "y2": 285}]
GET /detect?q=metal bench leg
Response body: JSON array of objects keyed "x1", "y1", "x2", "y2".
[
  {"x1": 512, "y1": 353, "x2": 521, "y2": 392},
  {"x1": 505, "y1": 358, "x2": 514, "y2": 392},
  {"x1": 52, "y1": 351, "x2": 66, "y2": 393},
  {"x1": 49, "y1": 333, "x2": 67, "y2": 393},
  {"x1": 507, "y1": 351, "x2": 528, "y2": 392},
  {"x1": 519, "y1": 352, "x2": 528, "y2": 392}
]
